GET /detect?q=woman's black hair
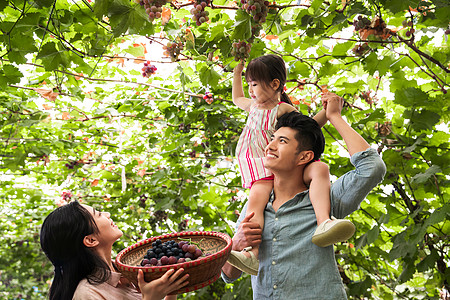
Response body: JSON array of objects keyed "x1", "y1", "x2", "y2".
[
  {"x1": 40, "y1": 201, "x2": 111, "y2": 300},
  {"x1": 276, "y1": 111, "x2": 325, "y2": 161},
  {"x1": 245, "y1": 54, "x2": 293, "y2": 105}
]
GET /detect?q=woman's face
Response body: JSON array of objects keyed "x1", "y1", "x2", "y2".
[{"x1": 82, "y1": 204, "x2": 123, "y2": 246}]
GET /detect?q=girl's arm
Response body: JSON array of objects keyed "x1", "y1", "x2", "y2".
[
  {"x1": 313, "y1": 109, "x2": 327, "y2": 127},
  {"x1": 232, "y1": 62, "x2": 252, "y2": 112}
]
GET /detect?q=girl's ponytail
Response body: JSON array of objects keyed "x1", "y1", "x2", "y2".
[{"x1": 281, "y1": 91, "x2": 293, "y2": 106}]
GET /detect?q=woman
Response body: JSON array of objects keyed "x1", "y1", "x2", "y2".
[{"x1": 40, "y1": 201, "x2": 188, "y2": 300}]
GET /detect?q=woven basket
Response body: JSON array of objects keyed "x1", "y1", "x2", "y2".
[{"x1": 115, "y1": 231, "x2": 232, "y2": 294}]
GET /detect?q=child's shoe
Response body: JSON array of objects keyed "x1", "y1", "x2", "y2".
[
  {"x1": 312, "y1": 216, "x2": 355, "y2": 247},
  {"x1": 227, "y1": 246, "x2": 259, "y2": 275}
]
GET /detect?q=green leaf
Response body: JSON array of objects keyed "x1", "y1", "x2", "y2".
[
  {"x1": 409, "y1": 110, "x2": 440, "y2": 131},
  {"x1": 199, "y1": 66, "x2": 221, "y2": 87},
  {"x1": 231, "y1": 10, "x2": 252, "y2": 41},
  {"x1": 363, "y1": 52, "x2": 395, "y2": 76},
  {"x1": 332, "y1": 41, "x2": 353, "y2": 56},
  {"x1": 36, "y1": 42, "x2": 69, "y2": 70},
  {"x1": 394, "y1": 87, "x2": 429, "y2": 107}
]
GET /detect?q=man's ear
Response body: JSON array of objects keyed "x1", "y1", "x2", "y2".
[
  {"x1": 83, "y1": 235, "x2": 99, "y2": 248},
  {"x1": 296, "y1": 150, "x2": 315, "y2": 166}
]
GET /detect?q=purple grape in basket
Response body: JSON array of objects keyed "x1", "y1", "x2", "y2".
[
  {"x1": 150, "y1": 258, "x2": 158, "y2": 265},
  {"x1": 141, "y1": 258, "x2": 151, "y2": 266},
  {"x1": 168, "y1": 256, "x2": 177, "y2": 265},
  {"x1": 185, "y1": 252, "x2": 194, "y2": 259},
  {"x1": 177, "y1": 258, "x2": 186, "y2": 263},
  {"x1": 160, "y1": 256, "x2": 169, "y2": 265},
  {"x1": 194, "y1": 249, "x2": 202, "y2": 258},
  {"x1": 187, "y1": 244, "x2": 196, "y2": 254},
  {"x1": 182, "y1": 244, "x2": 189, "y2": 253}
]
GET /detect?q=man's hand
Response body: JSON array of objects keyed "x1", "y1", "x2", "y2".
[
  {"x1": 222, "y1": 212, "x2": 262, "y2": 279},
  {"x1": 232, "y1": 211, "x2": 262, "y2": 251},
  {"x1": 322, "y1": 92, "x2": 344, "y2": 120}
]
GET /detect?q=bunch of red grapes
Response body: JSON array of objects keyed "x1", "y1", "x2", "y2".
[
  {"x1": 142, "y1": 61, "x2": 157, "y2": 78},
  {"x1": 353, "y1": 15, "x2": 371, "y2": 31},
  {"x1": 138, "y1": 0, "x2": 170, "y2": 21},
  {"x1": 203, "y1": 92, "x2": 213, "y2": 104},
  {"x1": 352, "y1": 42, "x2": 370, "y2": 57},
  {"x1": 232, "y1": 41, "x2": 252, "y2": 61},
  {"x1": 190, "y1": 0, "x2": 211, "y2": 26},
  {"x1": 163, "y1": 41, "x2": 184, "y2": 62},
  {"x1": 240, "y1": 0, "x2": 269, "y2": 23},
  {"x1": 61, "y1": 191, "x2": 72, "y2": 201},
  {"x1": 140, "y1": 239, "x2": 206, "y2": 267}
]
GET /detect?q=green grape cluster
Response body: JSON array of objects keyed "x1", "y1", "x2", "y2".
[
  {"x1": 232, "y1": 41, "x2": 252, "y2": 61},
  {"x1": 240, "y1": 0, "x2": 269, "y2": 23},
  {"x1": 163, "y1": 41, "x2": 184, "y2": 62},
  {"x1": 190, "y1": 0, "x2": 211, "y2": 26},
  {"x1": 138, "y1": 0, "x2": 170, "y2": 21}
]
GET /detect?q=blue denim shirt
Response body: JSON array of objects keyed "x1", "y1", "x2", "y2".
[{"x1": 222, "y1": 148, "x2": 386, "y2": 299}]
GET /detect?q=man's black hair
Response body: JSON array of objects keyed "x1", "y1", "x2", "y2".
[{"x1": 276, "y1": 111, "x2": 325, "y2": 161}]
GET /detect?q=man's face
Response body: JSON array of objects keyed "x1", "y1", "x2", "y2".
[{"x1": 264, "y1": 126, "x2": 301, "y2": 172}]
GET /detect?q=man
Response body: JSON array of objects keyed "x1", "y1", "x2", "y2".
[{"x1": 222, "y1": 94, "x2": 386, "y2": 299}]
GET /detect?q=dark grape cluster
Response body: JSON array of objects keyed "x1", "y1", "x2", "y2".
[
  {"x1": 65, "y1": 160, "x2": 79, "y2": 169},
  {"x1": 405, "y1": 28, "x2": 415, "y2": 37},
  {"x1": 352, "y1": 42, "x2": 369, "y2": 57},
  {"x1": 203, "y1": 91, "x2": 213, "y2": 104},
  {"x1": 232, "y1": 41, "x2": 252, "y2": 61},
  {"x1": 178, "y1": 123, "x2": 191, "y2": 133},
  {"x1": 189, "y1": 150, "x2": 196, "y2": 158},
  {"x1": 190, "y1": 0, "x2": 211, "y2": 26},
  {"x1": 139, "y1": 194, "x2": 148, "y2": 207},
  {"x1": 138, "y1": 0, "x2": 170, "y2": 21},
  {"x1": 163, "y1": 41, "x2": 184, "y2": 62},
  {"x1": 140, "y1": 239, "x2": 205, "y2": 266},
  {"x1": 142, "y1": 61, "x2": 157, "y2": 78},
  {"x1": 61, "y1": 191, "x2": 72, "y2": 201},
  {"x1": 445, "y1": 29, "x2": 450, "y2": 35},
  {"x1": 353, "y1": 15, "x2": 371, "y2": 30},
  {"x1": 240, "y1": 0, "x2": 269, "y2": 23}
]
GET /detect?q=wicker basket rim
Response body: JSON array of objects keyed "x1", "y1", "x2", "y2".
[{"x1": 115, "y1": 231, "x2": 232, "y2": 273}]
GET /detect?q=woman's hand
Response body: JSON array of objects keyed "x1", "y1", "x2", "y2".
[
  {"x1": 321, "y1": 92, "x2": 344, "y2": 120},
  {"x1": 138, "y1": 268, "x2": 189, "y2": 300}
]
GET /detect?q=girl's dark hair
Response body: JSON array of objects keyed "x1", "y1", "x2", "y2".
[
  {"x1": 276, "y1": 111, "x2": 325, "y2": 161},
  {"x1": 245, "y1": 54, "x2": 293, "y2": 105},
  {"x1": 40, "y1": 201, "x2": 111, "y2": 300}
]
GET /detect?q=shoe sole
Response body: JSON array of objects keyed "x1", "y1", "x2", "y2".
[
  {"x1": 227, "y1": 252, "x2": 259, "y2": 276},
  {"x1": 311, "y1": 221, "x2": 356, "y2": 247}
]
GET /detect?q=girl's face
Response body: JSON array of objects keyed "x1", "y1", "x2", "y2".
[
  {"x1": 247, "y1": 80, "x2": 279, "y2": 106},
  {"x1": 82, "y1": 204, "x2": 123, "y2": 246}
]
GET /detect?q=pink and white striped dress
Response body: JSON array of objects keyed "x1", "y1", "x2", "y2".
[{"x1": 236, "y1": 103, "x2": 281, "y2": 188}]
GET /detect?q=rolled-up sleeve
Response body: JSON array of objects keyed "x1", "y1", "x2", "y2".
[
  {"x1": 331, "y1": 147, "x2": 386, "y2": 218},
  {"x1": 221, "y1": 204, "x2": 248, "y2": 283}
]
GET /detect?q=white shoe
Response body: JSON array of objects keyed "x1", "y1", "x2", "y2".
[
  {"x1": 227, "y1": 247, "x2": 259, "y2": 275},
  {"x1": 311, "y1": 217, "x2": 355, "y2": 247}
]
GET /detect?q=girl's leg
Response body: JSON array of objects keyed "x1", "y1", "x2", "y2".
[
  {"x1": 304, "y1": 161, "x2": 355, "y2": 247},
  {"x1": 243, "y1": 179, "x2": 274, "y2": 258},
  {"x1": 227, "y1": 179, "x2": 273, "y2": 275},
  {"x1": 303, "y1": 161, "x2": 331, "y2": 224}
]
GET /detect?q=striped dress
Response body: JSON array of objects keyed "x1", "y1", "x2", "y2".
[{"x1": 236, "y1": 103, "x2": 281, "y2": 188}]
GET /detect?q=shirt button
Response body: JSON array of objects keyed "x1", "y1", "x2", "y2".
[
  {"x1": 275, "y1": 217, "x2": 278, "y2": 221},
  {"x1": 272, "y1": 261, "x2": 276, "y2": 265},
  {"x1": 274, "y1": 285, "x2": 277, "y2": 289},
  {"x1": 273, "y1": 238, "x2": 277, "y2": 242}
]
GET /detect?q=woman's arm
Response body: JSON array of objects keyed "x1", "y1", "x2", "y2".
[{"x1": 232, "y1": 62, "x2": 252, "y2": 112}]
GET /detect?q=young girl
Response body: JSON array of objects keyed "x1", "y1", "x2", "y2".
[{"x1": 227, "y1": 54, "x2": 355, "y2": 275}]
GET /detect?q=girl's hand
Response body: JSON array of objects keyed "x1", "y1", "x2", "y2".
[
  {"x1": 138, "y1": 268, "x2": 189, "y2": 300},
  {"x1": 321, "y1": 92, "x2": 343, "y2": 120},
  {"x1": 233, "y1": 61, "x2": 245, "y2": 75}
]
